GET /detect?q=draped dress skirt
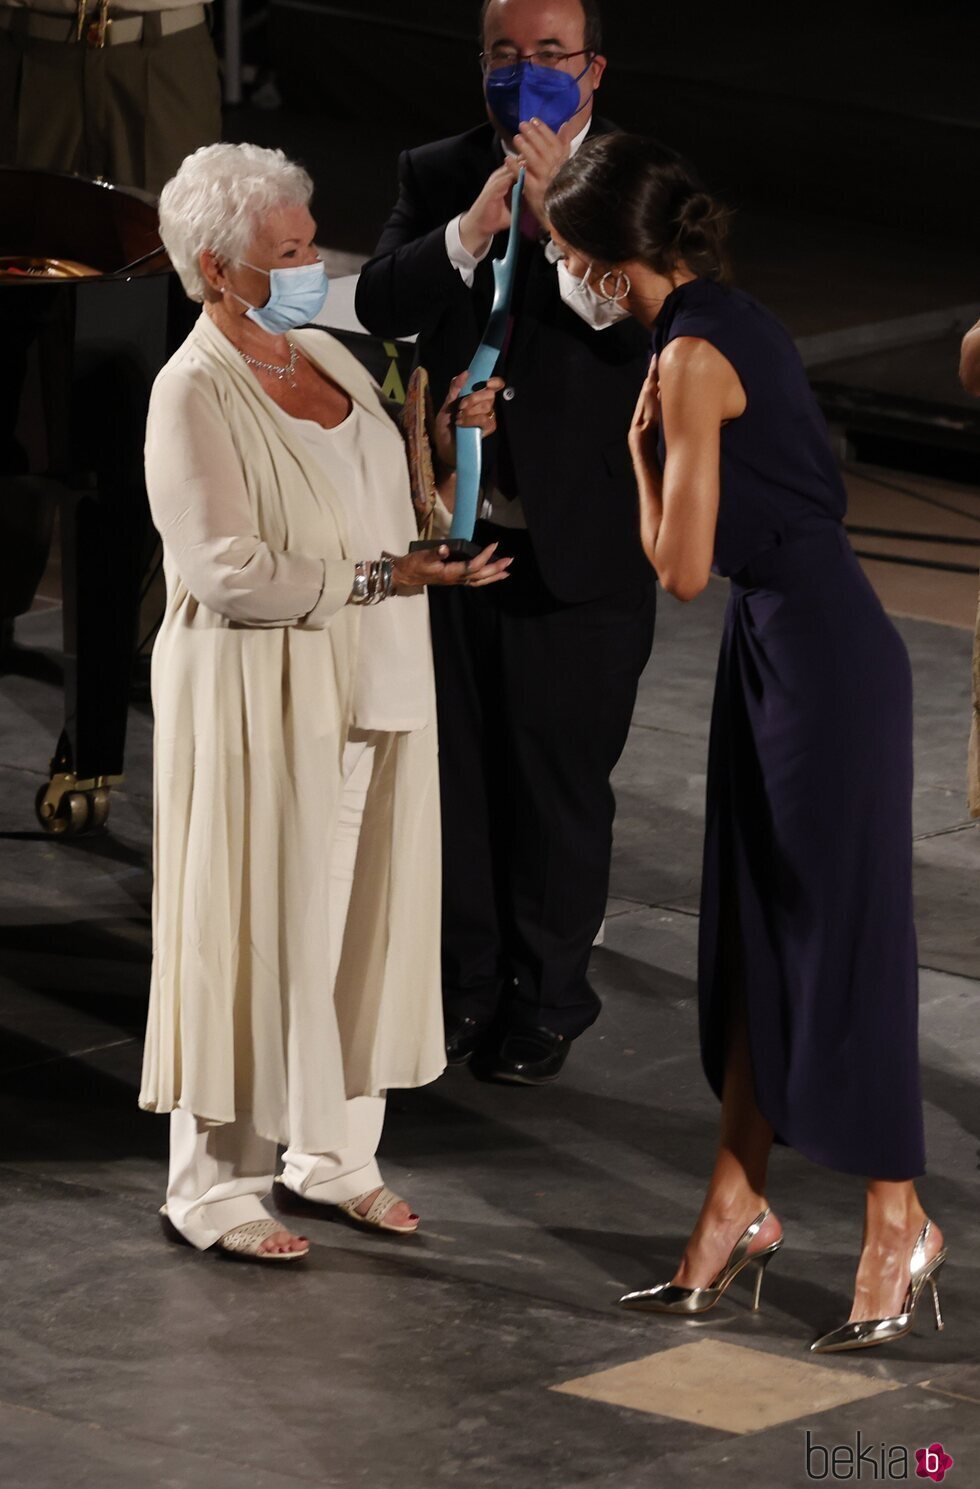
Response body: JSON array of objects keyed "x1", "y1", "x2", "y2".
[{"x1": 697, "y1": 525, "x2": 926, "y2": 1180}]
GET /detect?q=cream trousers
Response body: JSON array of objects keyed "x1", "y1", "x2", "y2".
[{"x1": 165, "y1": 736, "x2": 387, "y2": 1250}]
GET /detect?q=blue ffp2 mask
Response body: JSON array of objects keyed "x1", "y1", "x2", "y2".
[{"x1": 485, "y1": 59, "x2": 592, "y2": 137}]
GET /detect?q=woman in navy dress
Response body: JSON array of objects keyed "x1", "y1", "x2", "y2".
[{"x1": 546, "y1": 135, "x2": 946, "y2": 1353}]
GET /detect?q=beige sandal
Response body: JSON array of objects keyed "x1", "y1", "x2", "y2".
[
  {"x1": 273, "y1": 1178, "x2": 420, "y2": 1234},
  {"x1": 336, "y1": 1185, "x2": 420, "y2": 1235},
  {"x1": 159, "y1": 1204, "x2": 309, "y2": 1262}
]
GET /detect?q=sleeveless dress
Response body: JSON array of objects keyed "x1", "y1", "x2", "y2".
[{"x1": 653, "y1": 277, "x2": 925, "y2": 1180}]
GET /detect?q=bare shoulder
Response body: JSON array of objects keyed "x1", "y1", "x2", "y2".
[
  {"x1": 659, "y1": 335, "x2": 734, "y2": 379},
  {"x1": 659, "y1": 336, "x2": 746, "y2": 418}
]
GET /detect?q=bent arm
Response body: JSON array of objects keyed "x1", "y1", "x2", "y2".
[
  {"x1": 649, "y1": 338, "x2": 744, "y2": 601},
  {"x1": 355, "y1": 149, "x2": 473, "y2": 338},
  {"x1": 146, "y1": 373, "x2": 352, "y2": 628},
  {"x1": 960, "y1": 321, "x2": 980, "y2": 397}
]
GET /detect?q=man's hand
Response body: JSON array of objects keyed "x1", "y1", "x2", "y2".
[
  {"x1": 432, "y1": 372, "x2": 505, "y2": 472},
  {"x1": 512, "y1": 117, "x2": 570, "y2": 231},
  {"x1": 459, "y1": 163, "x2": 517, "y2": 258}
]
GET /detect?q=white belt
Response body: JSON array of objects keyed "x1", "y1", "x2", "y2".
[{"x1": 0, "y1": 3, "x2": 206, "y2": 45}]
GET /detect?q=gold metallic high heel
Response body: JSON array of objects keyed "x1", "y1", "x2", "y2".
[
  {"x1": 809, "y1": 1219, "x2": 947, "y2": 1354},
  {"x1": 620, "y1": 1209, "x2": 782, "y2": 1315}
]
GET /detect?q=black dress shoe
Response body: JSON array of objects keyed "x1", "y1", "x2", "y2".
[
  {"x1": 445, "y1": 1014, "x2": 487, "y2": 1066},
  {"x1": 484, "y1": 1026, "x2": 570, "y2": 1085}
]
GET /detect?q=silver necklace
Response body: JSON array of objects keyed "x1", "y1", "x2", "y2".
[{"x1": 237, "y1": 339, "x2": 300, "y2": 388}]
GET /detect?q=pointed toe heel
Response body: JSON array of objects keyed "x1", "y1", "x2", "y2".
[
  {"x1": 809, "y1": 1220, "x2": 947, "y2": 1354},
  {"x1": 620, "y1": 1209, "x2": 782, "y2": 1316}
]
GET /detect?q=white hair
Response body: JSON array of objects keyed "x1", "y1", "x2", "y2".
[{"x1": 159, "y1": 142, "x2": 314, "y2": 302}]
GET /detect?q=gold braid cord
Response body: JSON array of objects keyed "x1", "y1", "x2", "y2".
[{"x1": 401, "y1": 366, "x2": 438, "y2": 540}]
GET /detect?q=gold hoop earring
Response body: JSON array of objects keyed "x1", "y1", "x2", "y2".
[{"x1": 598, "y1": 269, "x2": 631, "y2": 302}]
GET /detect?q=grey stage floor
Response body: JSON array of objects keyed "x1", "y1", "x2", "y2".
[{"x1": 0, "y1": 577, "x2": 978, "y2": 1489}]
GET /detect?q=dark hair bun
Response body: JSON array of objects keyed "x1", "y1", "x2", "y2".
[
  {"x1": 546, "y1": 135, "x2": 731, "y2": 285},
  {"x1": 671, "y1": 191, "x2": 730, "y2": 267},
  {"x1": 674, "y1": 192, "x2": 714, "y2": 233}
]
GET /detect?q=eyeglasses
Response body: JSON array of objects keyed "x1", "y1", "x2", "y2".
[{"x1": 479, "y1": 47, "x2": 593, "y2": 74}]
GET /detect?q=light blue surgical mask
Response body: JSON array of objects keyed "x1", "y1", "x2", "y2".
[{"x1": 231, "y1": 258, "x2": 329, "y2": 333}]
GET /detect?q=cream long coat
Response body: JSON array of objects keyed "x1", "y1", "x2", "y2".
[{"x1": 138, "y1": 311, "x2": 445, "y2": 1151}]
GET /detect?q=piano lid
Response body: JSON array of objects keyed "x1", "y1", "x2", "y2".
[{"x1": 0, "y1": 167, "x2": 172, "y2": 283}]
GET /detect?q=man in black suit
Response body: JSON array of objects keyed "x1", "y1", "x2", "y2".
[{"x1": 355, "y1": 0, "x2": 656, "y2": 1084}]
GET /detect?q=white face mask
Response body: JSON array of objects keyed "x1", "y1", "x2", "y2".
[{"x1": 557, "y1": 259, "x2": 632, "y2": 330}]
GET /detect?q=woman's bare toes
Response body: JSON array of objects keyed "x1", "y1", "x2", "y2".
[
  {"x1": 258, "y1": 1228, "x2": 306, "y2": 1255},
  {"x1": 384, "y1": 1200, "x2": 419, "y2": 1230}
]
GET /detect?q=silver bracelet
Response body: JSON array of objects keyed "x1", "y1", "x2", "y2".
[
  {"x1": 350, "y1": 558, "x2": 396, "y2": 605},
  {"x1": 350, "y1": 561, "x2": 372, "y2": 604}
]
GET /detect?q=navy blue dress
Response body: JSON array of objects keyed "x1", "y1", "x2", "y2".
[{"x1": 654, "y1": 277, "x2": 925, "y2": 1181}]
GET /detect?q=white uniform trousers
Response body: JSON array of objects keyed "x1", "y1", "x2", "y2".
[{"x1": 165, "y1": 736, "x2": 387, "y2": 1249}]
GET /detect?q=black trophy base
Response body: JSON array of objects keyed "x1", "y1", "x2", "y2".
[{"x1": 409, "y1": 537, "x2": 482, "y2": 560}]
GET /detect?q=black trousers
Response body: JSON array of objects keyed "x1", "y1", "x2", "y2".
[{"x1": 430, "y1": 521, "x2": 657, "y2": 1040}]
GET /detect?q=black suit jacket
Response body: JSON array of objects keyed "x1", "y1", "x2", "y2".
[{"x1": 355, "y1": 118, "x2": 653, "y2": 603}]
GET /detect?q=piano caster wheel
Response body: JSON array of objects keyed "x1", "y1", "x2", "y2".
[
  {"x1": 87, "y1": 786, "x2": 111, "y2": 830},
  {"x1": 35, "y1": 780, "x2": 111, "y2": 835}
]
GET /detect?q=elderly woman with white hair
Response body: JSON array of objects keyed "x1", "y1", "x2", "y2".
[{"x1": 138, "y1": 141, "x2": 508, "y2": 1263}]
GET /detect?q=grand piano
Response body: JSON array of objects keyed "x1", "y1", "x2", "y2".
[
  {"x1": 0, "y1": 168, "x2": 189, "y2": 833},
  {"x1": 0, "y1": 168, "x2": 415, "y2": 836}
]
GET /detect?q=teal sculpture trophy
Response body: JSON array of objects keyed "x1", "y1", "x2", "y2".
[{"x1": 411, "y1": 167, "x2": 526, "y2": 560}]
